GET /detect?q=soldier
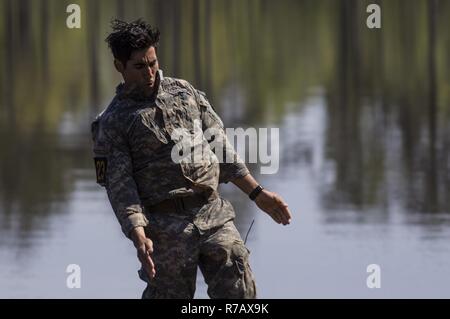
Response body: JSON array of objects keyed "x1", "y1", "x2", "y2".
[{"x1": 91, "y1": 19, "x2": 292, "y2": 299}]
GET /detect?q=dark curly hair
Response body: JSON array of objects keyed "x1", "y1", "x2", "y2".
[{"x1": 105, "y1": 18, "x2": 160, "y2": 66}]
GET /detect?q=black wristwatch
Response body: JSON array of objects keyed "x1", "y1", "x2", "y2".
[{"x1": 249, "y1": 185, "x2": 264, "y2": 201}]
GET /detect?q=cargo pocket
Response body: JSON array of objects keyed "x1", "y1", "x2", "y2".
[{"x1": 230, "y1": 241, "x2": 257, "y2": 299}]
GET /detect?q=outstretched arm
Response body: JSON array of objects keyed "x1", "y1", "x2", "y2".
[
  {"x1": 190, "y1": 85, "x2": 292, "y2": 225},
  {"x1": 232, "y1": 174, "x2": 292, "y2": 225}
]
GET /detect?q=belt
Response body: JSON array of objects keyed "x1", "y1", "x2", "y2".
[{"x1": 145, "y1": 192, "x2": 218, "y2": 214}]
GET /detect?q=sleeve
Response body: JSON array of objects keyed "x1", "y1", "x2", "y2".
[
  {"x1": 193, "y1": 89, "x2": 250, "y2": 184},
  {"x1": 91, "y1": 119, "x2": 148, "y2": 238}
]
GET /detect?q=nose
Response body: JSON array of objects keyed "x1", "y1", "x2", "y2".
[{"x1": 146, "y1": 66, "x2": 155, "y2": 78}]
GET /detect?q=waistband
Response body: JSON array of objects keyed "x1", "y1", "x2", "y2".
[{"x1": 144, "y1": 191, "x2": 219, "y2": 214}]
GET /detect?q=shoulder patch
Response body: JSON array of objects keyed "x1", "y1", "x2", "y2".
[{"x1": 94, "y1": 157, "x2": 107, "y2": 186}]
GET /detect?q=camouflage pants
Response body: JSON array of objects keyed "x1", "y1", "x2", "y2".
[{"x1": 140, "y1": 215, "x2": 257, "y2": 299}]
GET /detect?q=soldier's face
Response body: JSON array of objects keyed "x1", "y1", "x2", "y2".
[{"x1": 116, "y1": 46, "x2": 159, "y2": 94}]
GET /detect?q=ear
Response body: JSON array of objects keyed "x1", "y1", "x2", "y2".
[{"x1": 114, "y1": 59, "x2": 125, "y2": 73}]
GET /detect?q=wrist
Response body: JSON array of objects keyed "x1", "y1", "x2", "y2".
[
  {"x1": 249, "y1": 185, "x2": 264, "y2": 201},
  {"x1": 130, "y1": 227, "x2": 147, "y2": 246}
]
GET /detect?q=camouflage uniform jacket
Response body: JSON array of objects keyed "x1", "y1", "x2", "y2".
[{"x1": 91, "y1": 70, "x2": 249, "y2": 238}]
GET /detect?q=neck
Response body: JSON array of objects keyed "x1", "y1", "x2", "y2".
[{"x1": 123, "y1": 74, "x2": 160, "y2": 99}]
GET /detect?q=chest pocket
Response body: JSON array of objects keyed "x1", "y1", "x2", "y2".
[
  {"x1": 129, "y1": 107, "x2": 169, "y2": 156},
  {"x1": 166, "y1": 88, "x2": 201, "y2": 132}
]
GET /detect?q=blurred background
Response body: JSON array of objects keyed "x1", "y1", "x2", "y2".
[{"x1": 1, "y1": 0, "x2": 450, "y2": 298}]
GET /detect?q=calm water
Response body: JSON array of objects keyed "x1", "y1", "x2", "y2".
[{"x1": 1, "y1": 0, "x2": 450, "y2": 298}]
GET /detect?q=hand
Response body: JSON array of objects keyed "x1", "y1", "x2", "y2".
[
  {"x1": 254, "y1": 189, "x2": 292, "y2": 225},
  {"x1": 131, "y1": 227, "x2": 156, "y2": 279}
]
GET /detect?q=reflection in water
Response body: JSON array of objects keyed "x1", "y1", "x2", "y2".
[
  {"x1": 1, "y1": 0, "x2": 450, "y2": 297},
  {"x1": 0, "y1": 131, "x2": 91, "y2": 248},
  {"x1": 323, "y1": 0, "x2": 450, "y2": 215}
]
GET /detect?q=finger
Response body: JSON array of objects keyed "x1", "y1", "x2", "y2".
[
  {"x1": 280, "y1": 203, "x2": 292, "y2": 222},
  {"x1": 140, "y1": 250, "x2": 156, "y2": 279},
  {"x1": 136, "y1": 243, "x2": 156, "y2": 279},
  {"x1": 269, "y1": 209, "x2": 282, "y2": 224},
  {"x1": 138, "y1": 247, "x2": 152, "y2": 265},
  {"x1": 137, "y1": 246, "x2": 147, "y2": 262},
  {"x1": 146, "y1": 254, "x2": 156, "y2": 278},
  {"x1": 145, "y1": 241, "x2": 154, "y2": 254},
  {"x1": 274, "y1": 208, "x2": 287, "y2": 225},
  {"x1": 277, "y1": 206, "x2": 291, "y2": 225},
  {"x1": 273, "y1": 208, "x2": 286, "y2": 225},
  {"x1": 284, "y1": 206, "x2": 293, "y2": 223},
  {"x1": 274, "y1": 197, "x2": 292, "y2": 224}
]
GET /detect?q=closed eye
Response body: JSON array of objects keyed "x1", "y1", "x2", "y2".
[{"x1": 134, "y1": 63, "x2": 146, "y2": 69}]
